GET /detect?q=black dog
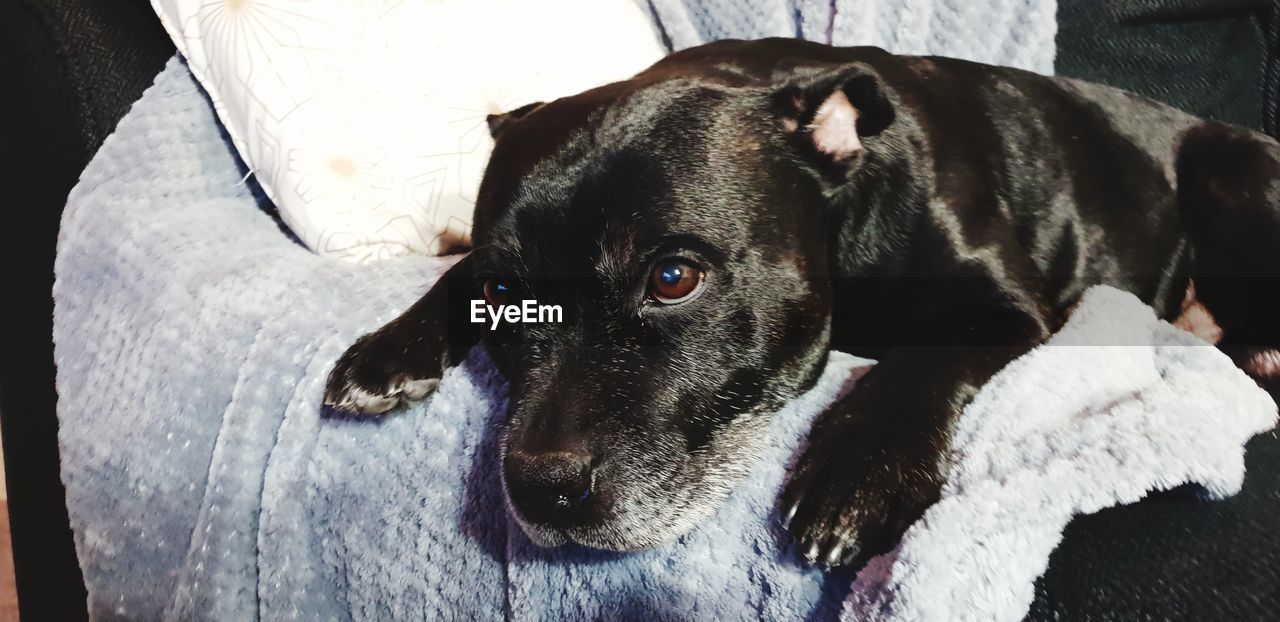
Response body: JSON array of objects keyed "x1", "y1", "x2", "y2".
[{"x1": 325, "y1": 39, "x2": 1280, "y2": 567}]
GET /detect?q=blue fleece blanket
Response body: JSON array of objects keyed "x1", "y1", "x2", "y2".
[{"x1": 55, "y1": 4, "x2": 1277, "y2": 621}]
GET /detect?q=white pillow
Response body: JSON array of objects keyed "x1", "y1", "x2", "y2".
[{"x1": 150, "y1": 0, "x2": 666, "y2": 262}]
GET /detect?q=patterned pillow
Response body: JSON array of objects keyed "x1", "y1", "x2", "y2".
[{"x1": 150, "y1": 0, "x2": 666, "y2": 262}]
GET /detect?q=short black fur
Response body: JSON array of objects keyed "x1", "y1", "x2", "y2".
[{"x1": 326, "y1": 39, "x2": 1280, "y2": 566}]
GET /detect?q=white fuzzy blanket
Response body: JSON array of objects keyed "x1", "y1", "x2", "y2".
[
  {"x1": 53, "y1": 63, "x2": 1276, "y2": 620},
  {"x1": 52, "y1": 3, "x2": 1280, "y2": 619}
]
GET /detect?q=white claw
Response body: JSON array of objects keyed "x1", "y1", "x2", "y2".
[
  {"x1": 399, "y1": 378, "x2": 440, "y2": 401},
  {"x1": 328, "y1": 376, "x2": 441, "y2": 415},
  {"x1": 343, "y1": 384, "x2": 399, "y2": 414}
]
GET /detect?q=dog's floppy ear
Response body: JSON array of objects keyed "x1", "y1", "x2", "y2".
[
  {"x1": 773, "y1": 64, "x2": 895, "y2": 163},
  {"x1": 486, "y1": 101, "x2": 545, "y2": 139}
]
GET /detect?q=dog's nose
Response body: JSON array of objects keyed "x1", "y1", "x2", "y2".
[{"x1": 504, "y1": 449, "x2": 593, "y2": 525}]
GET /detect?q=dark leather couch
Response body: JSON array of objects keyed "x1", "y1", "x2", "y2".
[{"x1": 1, "y1": 0, "x2": 1277, "y2": 619}]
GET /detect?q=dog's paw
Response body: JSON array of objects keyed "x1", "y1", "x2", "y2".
[
  {"x1": 779, "y1": 422, "x2": 944, "y2": 567},
  {"x1": 323, "y1": 333, "x2": 443, "y2": 415}
]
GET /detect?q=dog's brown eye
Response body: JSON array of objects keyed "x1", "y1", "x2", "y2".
[
  {"x1": 650, "y1": 260, "x2": 704, "y2": 304},
  {"x1": 484, "y1": 277, "x2": 514, "y2": 306}
]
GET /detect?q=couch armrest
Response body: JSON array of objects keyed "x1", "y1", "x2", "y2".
[{"x1": 0, "y1": 1, "x2": 173, "y2": 619}]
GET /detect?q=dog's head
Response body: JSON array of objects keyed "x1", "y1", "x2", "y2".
[{"x1": 467, "y1": 44, "x2": 898, "y2": 549}]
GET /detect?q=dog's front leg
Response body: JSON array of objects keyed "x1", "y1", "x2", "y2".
[
  {"x1": 781, "y1": 311, "x2": 1047, "y2": 567},
  {"x1": 324, "y1": 256, "x2": 481, "y2": 415}
]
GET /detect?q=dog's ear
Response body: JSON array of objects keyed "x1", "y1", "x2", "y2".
[
  {"x1": 486, "y1": 101, "x2": 545, "y2": 139},
  {"x1": 773, "y1": 64, "x2": 895, "y2": 163}
]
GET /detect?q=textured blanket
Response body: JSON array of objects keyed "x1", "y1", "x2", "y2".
[{"x1": 54, "y1": 5, "x2": 1277, "y2": 622}]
